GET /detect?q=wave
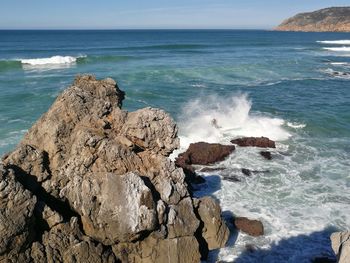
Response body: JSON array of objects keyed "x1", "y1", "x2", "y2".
[
  {"x1": 330, "y1": 62, "x2": 348, "y2": 66},
  {"x1": 323, "y1": 47, "x2": 350, "y2": 52},
  {"x1": 20, "y1": 55, "x2": 82, "y2": 65},
  {"x1": 317, "y1": 40, "x2": 350, "y2": 45},
  {"x1": 177, "y1": 94, "x2": 291, "y2": 150}
]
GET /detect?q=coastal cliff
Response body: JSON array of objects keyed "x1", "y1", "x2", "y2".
[
  {"x1": 275, "y1": 7, "x2": 350, "y2": 32},
  {"x1": 0, "y1": 75, "x2": 229, "y2": 263}
]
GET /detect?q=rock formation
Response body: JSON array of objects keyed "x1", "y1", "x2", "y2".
[
  {"x1": 331, "y1": 231, "x2": 350, "y2": 263},
  {"x1": 234, "y1": 217, "x2": 264, "y2": 237},
  {"x1": 275, "y1": 7, "x2": 350, "y2": 32},
  {"x1": 231, "y1": 137, "x2": 275, "y2": 148},
  {"x1": 0, "y1": 75, "x2": 229, "y2": 263}
]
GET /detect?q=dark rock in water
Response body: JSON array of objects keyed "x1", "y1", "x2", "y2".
[
  {"x1": 241, "y1": 168, "x2": 252, "y2": 176},
  {"x1": 260, "y1": 151, "x2": 272, "y2": 160},
  {"x1": 199, "y1": 167, "x2": 226, "y2": 173},
  {"x1": 222, "y1": 175, "x2": 241, "y2": 182},
  {"x1": 177, "y1": 142, "x2": 235, "y2": 165},
  {"x1": 175, "y1": 142, "x2": 235, "y2": 184},
  {"x1": 0, "y1": 75, "x2": 229, "y2": 263},
  {"x1": 234, "y1": 217, "x2": 264, "y2": 236},
  {"x1": 231, "y1": 137, "x2": 276, "y2": 148}
]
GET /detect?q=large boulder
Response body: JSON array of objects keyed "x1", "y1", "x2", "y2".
[
  {"x1": 231, "y1": 137, "x2": 276, "y2": 148},
  {"x1": 197, "y1": 197, "x2": 229, "y2": 250},
  {"x1": 234, "y1": 217, "x2": 264, "y2": 237},
  {"x1": 331, "y1": 231, "x2": 350, "y2": 263},
  {"x1": 1, "y1": 75, "x2": 229, "y2": 262}
]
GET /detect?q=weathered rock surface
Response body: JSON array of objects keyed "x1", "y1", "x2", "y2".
[
  {"x1": 234, "y1": 217, "x2": 264, "y2": 237},
  {"x1": 275, "y1": 7, "x2": 350, "y2": 32},
  {"x1": 331, "y1": 231, "x2": 350, "y2": 263},
  {"x1": 197, "y1": 197, "x2": 229, "y2": 250},
  {"x1": 1, "y1": 75, "x2": 229, "y2": 262},
  {"x1": 231, "y1": 137, "x2": 276, "y2": 148}
]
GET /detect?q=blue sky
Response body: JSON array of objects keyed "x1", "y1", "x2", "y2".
[{"x1": 1, "y1": 0, "x2": 349, "y2": 29}]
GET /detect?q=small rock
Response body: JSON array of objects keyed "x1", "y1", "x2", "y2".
[
  {"x1": 231, "y1": 137, "x2": 276, "y2": 148},
  {"x1": 241, "y1": 168, "x2": 252, "y2": 176},
  {"x1": 234, "y1": 217, "x2": 264, "y2": 236},
  {"x1": 260, "y1": 151, "x2": 272, "y2": 160},
  {"x1": 199, "y1": 167, "x2": 226, "y2": 173},
  {"x1": 222, "y1": 175, "x2": 241, "y2": 182}
]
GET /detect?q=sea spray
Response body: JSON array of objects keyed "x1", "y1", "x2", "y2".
[{"x1": 177, "y1": 94, "x2": 291, "y2": 151}]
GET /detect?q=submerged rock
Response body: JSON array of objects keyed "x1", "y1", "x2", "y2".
[
  {"x1": 234, "y1": 217, "x2": 264, "y2": 237},
  {"x1": 1, "y1": 75, "x2": 229, "y2": 262},
  {"x1": 231, "y1": 137, "x2": 276, "y2": 148},
  {"x1": 260, "y1": 151, "x2": 272, "y2": 160},
  {"x1": 331, "y1": 231, "x2": 350, "y2": 263}
]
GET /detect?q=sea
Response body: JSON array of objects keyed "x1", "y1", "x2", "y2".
[{"x1": 0, "y1": 30, "x2": 349, "y2": 262}]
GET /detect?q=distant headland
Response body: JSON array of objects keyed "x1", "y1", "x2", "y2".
[{"x1": 275, "y1": 7, "x2": 350, "y2": 32}]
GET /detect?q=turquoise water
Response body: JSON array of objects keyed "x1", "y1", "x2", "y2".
[{"x1": 0, "y1": 30, "x2": 350, "y2": 262}]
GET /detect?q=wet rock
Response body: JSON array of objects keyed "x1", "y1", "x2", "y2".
[
  {"x1": 199, "y1": 167, "x2": 226, "y2": 173},
  {"x1": 231, "y1": 137, "x2": 276, "y2": 148},
  {"x1": 260, "y1": 151, "x2": 272, "y2": 160},
  {"x1": 197, "y1": 197, "x2": 230, "y2": 250},
  {"x1": 234, "y1": 217, "x2": 264, "y2": 236},
  {"x1": 222, "y1": 175, "x2": 241, "y2": 182},
  {"x1": 241, "y1": 168, "x2": 252, "y2": 176},
  {"x1": 177, "y1": 142, "x2": 235, "y2": 165},
  {"x1": 331, "y1": 231, "x2": 350, "y2": 263}
]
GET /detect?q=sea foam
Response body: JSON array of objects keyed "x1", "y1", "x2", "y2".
[
  {"x1": 20, "y1": 55, "x2": 81, "y2": 65},
  {"x1": 323, "y1": 47, "x2": 350, "y2": 52},
  {"x1": 177, "y1": 94, "x2": 291, "y2": 150},
  {"x1": 317, "y1": 40, "x2": 350, "y2": 45}
]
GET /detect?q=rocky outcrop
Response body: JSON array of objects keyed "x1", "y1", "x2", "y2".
[
  {"x1": 260, "y1": 151, "x2": 272, "y2": 160},
  {"x1": 275, "y1": 7, "x2": 350, "y2": 32},
  {"x1": 1, "y1": 75, "x2": 229, "y2": 262},
  {"x1": 234, "y1": 217, "x2": 264, "y2": 237},
  {"x1": 331, "y1": 231, "x2": 350, "y2": 263},
  {"x1": 175, "y1": 142, "x2": 235, "y2": 183},
  {"x1": 231, "y1": 137, "x2": 275, "y2": 148}
]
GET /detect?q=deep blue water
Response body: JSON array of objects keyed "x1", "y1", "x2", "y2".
[{"x1": 0, "y1": 30, "x2": 349, "y2": 262}]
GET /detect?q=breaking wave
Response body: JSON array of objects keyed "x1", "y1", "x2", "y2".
[{"x1": 317, "y1": 40, "x2": 350, "y2": 45}]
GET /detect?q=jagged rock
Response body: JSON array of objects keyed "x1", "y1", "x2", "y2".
[
  {"x1": 234, "y1": 217, "x2": 264, "y2": 236},
  {"x1": 0, "y1": 164, "x2": 36, "y2": 260},
  {"x1": 260, "y1": 151, "x2": 272, "y2": 160},
  {"x1": 197, "y1": 197, "x2": 229, "y2": 250},
  {"x1": 113, "y1": 232, "x2": 201, "y2": 263},
  {"x1": 40, "y1": 217, "x2": 117, "y2": 263},
  {"x1": 331, "y1": 231, "x2": 350, "y2": 263},
  {"x1": 231, "y1": 137, "x2": 276, "y2": 148},
  {"x1": 1, "y1": 75, "x2": 228, "y2": 262}
]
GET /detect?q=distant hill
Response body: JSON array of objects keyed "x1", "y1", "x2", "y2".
[{"x1": 275, "y1": 7, "x2": 350, "y2": 32}]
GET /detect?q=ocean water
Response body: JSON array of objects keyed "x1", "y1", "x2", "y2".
[{"x1": 0, "y1": 30, "x2": 349, "y2": 262}]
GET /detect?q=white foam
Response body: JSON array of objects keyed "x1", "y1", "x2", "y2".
[
  {"x1": 178, "y1": 94, "x2": 291, "y2": 150},
  {"x1": 287, "y1": 122, "x2": 306, "y2": 129},
  {"x1": 318, "y1": 40, "x2": 350, "y2": 45},
  {"x1": 323, "y1": 47, "x2": 350, "y2": 52},
  {"x1": 330, "y1": 62, "x2": 348, "y2": 66},
  {"x1": 20, "y1": 55, "x2": 80, "y2": 65}
]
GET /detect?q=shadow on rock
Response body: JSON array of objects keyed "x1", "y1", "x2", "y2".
[{"x1": 230, "y1": 227, "x2": 337, "y2": 263}]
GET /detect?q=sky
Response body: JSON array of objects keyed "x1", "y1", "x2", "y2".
[{"x1": 1, "y1": 0, "x2": 349, "y2": 29}]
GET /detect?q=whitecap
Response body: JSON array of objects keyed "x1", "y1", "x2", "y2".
[
  {"x1": 323, "y1": 47, "x2": 350, "y2": 52},
  {"x1": 20, "y1": 55, "x2": 84, "y2": 66},
  {"x1": 287, "y1": 122, "x2": 306, "y2": 129},
  {"x1": 177, "y1": 94, "x2": 291, "y2": 151},
  {"x1": 317, "y1": 40, "x2": 350, "y2": 45}
]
